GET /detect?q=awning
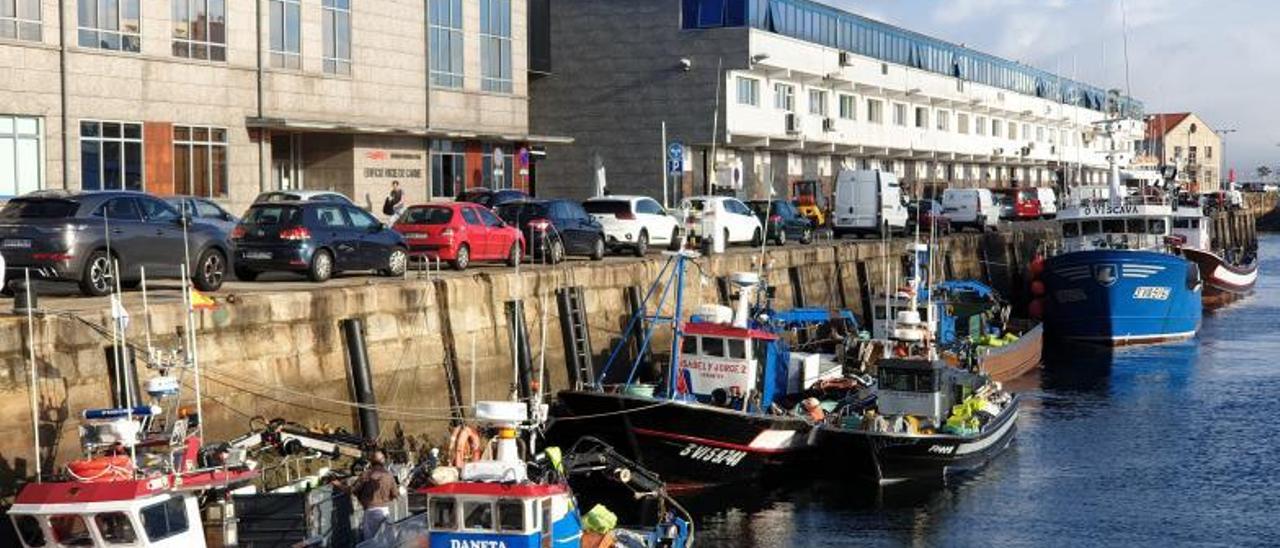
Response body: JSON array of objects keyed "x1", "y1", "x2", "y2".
[{"x1": 244, "y1": 117, "x2": 574, "y2": 144}]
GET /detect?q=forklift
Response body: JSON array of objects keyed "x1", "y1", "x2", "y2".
[{"x1": 791, "y1": 179, "x2": 828, "y2": 227}]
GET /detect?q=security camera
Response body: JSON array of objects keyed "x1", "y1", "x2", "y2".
[{"x1": 679, "y1": 58, "x2": 692, "y2": 71}]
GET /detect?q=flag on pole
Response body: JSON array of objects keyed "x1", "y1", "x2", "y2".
[
  {"x1": 110, "y1": 294, "x2": 130, "y2": 330},
  {"x1": 190, "y1": 289, "x2": 217, "y2": 310}
]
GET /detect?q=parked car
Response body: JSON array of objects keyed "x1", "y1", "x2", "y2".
[
  {"x1": 677, "y1": 196, "x2": 763, "y2": 247},
  {"x1": 0, "y1": 191, "x2": 230, "y2": 296},
  {"x1": 496, "y1": 199, "x2": 605, "y2": 263},
  {"x1": 1034, "y1": 187, "x2": 1058, "y2": 218},
  {"x1": 394, "y1": 202, "x2": 523, "y2": 270},
  {"x1": 231, "y1": 201, "x2": 407, "y2": 282},
  {"x1": 993, "y1": 188, "x2": 1041, "y2": 220},
  {"x1": 165, "y1": 195, "x2": 239, "y2": 233},
  {"x1": 745, "y1": 199, "x2": 814, "y2": 245},
  {"x1": 254, "y1": 190, "x2": 354, "y2": 205},
  {"x1": 831, "y1": 169, "x2": 909, "y2": 237},
  {"x1": 583, "y1": 195, "x2": 682, "y2": 256},
  {"x1": 457, "y1": 187, "x2": 530, "y2": 209},
  {"x1": 941, "y1": 188, "x2": 1001, "y2": 232},
  {"x1": 906, "y1": 199, "x2": 952, "y2": 235}
]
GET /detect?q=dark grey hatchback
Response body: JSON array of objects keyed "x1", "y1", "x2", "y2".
[
  {"x1": 231, "y1": 201, "x2": 408, "y2": 282},
  {"x1": 0, "y1": 191, "x2": 231, "y2": 296}
]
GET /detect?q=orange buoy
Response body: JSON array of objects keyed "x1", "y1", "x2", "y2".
[
  {"x1": 67, "y1": 456, "x2": 134, "y2": 482},
  {"x1": 1030, "y1": 280, "x2": 1046, "y2": 297},
  {"x1": 1028, "y1": 298, "x2": 1045, "y2": 320},
  {"x1": 447, "y1": 425, "x2": 485, "y2": 467},
  {"x1": 1029, "y1": 256, "x2": 1046, "y2": 278}
]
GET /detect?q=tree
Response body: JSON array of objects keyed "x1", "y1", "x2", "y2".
[{"x1": 1258, "y1": 166, "x2": 1273, "y2": 181}]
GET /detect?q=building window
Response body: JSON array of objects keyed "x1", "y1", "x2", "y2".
[
  {"x1": 1173, "y1": 145, "x2": 1183, "y2": 160},
  {"x1": 773, "y1": 83, "x2": 794, "y2": 111},
  {"x1": 480, "y1": 0, "x2": 512, "y2": 93},
  {"x1": 1189, "y1": 146, "x2": 1197, "y2": 164},
  {"x1": 936, "y1": 110, "x2": 950, "y2": 131},
  {"x1": 838, "y1": 94, "x2": 855, "y2": 120},
  {"x1": 866, "y1": 99, "x2": 883, "y2": 124},
  {"x1": 1035, "y1": 126, "x2": 1045, "y2": 142},
  {"x1": 976, "y1": 116, "x2": 987, "y2": 136},
  {"x1": 914, "y1": 107, "x2": 928, "y2": 129},
  {"x1": 1007, "y1": 121, "x2": 1017, "y2": 140},
  {"x1": 1206, "y1": 146, "x2": 1213, "y2": 159},
  {"x1": 957, "y1": 113, "x2": 969, "y2": 135},
  {"x1": 269, "y1": 0, "x2": 301, "y2": 69},
  {"x1": 0, "y1": 0, "x2": 41, "y2": 41},
  {"x1": 78, "y1": 0, "x2": 141, "y2": 52},
  {"x1": 893, "y1": 103, "x2": 906, "y2": 126},
  {"x1": 808, "y1": 90, "x2": 827, "y2": 116},
  {"x1": 321, "y1": 0, "x2": 351, "y2": 74},
  {"x1": 991, "y1": 118, "x2": 1002, "y2": 138},
  {"x1": 431, "y1": 140, "x2": 466, "y2": 199},
  {"x1": 172, "y1": 0, "x2": 226, "y2": 61},
  {"x1": 481, "y1": 144, "x2": 513, "y2": 189},
  {"x1": 430, "y1": 0, "x2": 463, "y2": 88},
  {"x1": 80, "y1": 121, "x2": 143, "y2": 192},
  {"x1": 1022, "y1": 123, "x2": 1031, "y2": 142},
  {"x1": 736, "y1": 76, "x2": 759, "y2": 106},
  {"x1": 0, "y1": 115, "x2": 42, "y2": 197},
  {"x1": 1049, "y1": 129, "x2": 1058, "y2": 145},
  {"x1": 173, "y1": 126, "x2": 228, "y2": 198}
]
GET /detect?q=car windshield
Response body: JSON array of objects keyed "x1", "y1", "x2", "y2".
[
  {"x1": 746, "y1": 202, "x2": 777, "y2": 217},
  {"x1": 400, "y1": 206, "x2": 452, "y2": 225},
  {"x1": 583, "y1": 200, "x2": 630, "y2": 216},
  {"x1": 496, "y1": 202, "x2": 550, "y2": 224},
  {"x1": 0, "y1": 198, "x2": 79, "y2": 219},
  {"x1": 458, "y1": 189, "x2": 490, "y2": 203},
  {"x1": 243, "y1": 205, "x2": 300, "y2": 225},
  {"x1": 684, "y1": 199, "x2": 707, "y2": 212}
]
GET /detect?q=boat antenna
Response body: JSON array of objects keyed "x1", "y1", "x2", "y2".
[
  {"x1": 180, "y1": 262, "x2": 205, "y2": 440},
  {"x1": 708, "y1": 56, "x2": 723, "y2": 195},
  {"x1": 1120, "y1": 0, "x2": 1134, "y2": 102},
  {"x1": 24, "y1": 269, "x2": 41, "y2": 482},
  {"x1": 141, "y1": 266, "x2": 154, "y2": 362}
]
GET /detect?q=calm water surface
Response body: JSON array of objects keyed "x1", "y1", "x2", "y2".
[{"x1": 692, "y1": 234, "x2": 1280, "y2": 547}]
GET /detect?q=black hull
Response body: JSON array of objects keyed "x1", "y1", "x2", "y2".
[
  {"x1": 547, "y1": 390, "x2": 814, "y2": 486},
  {"x1": 815, "y1": 396, "x2": 1021, "y2": 484}
]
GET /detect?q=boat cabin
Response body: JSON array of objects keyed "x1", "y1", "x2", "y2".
[
  {"x1": 1171, "y1": 208, "x2": 1210, "y2": 251},
  {"x1": 677, "y1": 322, "x2": 783, "y2": 411},
  {"x1": 419, "y1": 482, "x2": 579, "y2": 548},
  {"x1": 9, "y1": 483, "x2": 204, "y2": 548},
  {"x1": 1057, "y1": 202, "x2": 1173, "y2": 252},
  {"x1": 876, "y1": 359, "x2": 976, "y2": 421}
]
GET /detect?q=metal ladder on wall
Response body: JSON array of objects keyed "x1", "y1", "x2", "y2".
[{"x1": 556, "y1": 286, "x2": 594, "y2": 390}]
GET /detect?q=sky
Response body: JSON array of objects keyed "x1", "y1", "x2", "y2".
[{"x1": 826, "y1": 0, "x2": 1280, "y2": 178}]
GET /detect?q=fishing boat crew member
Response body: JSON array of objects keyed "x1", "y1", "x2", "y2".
[{"x1": 333, "y1": 450, "x2": 399, "y2": 540}]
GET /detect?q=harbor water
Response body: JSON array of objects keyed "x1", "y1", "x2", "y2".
[{"x1": 691, "y1": 234, "x2": 1280, "y2": 547}]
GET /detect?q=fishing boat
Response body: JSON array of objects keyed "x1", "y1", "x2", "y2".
[
  {"x1": 1042, "y1": 124, "x2": 1203, "y2": 345},
  {"x1": 1170, "y1": 206, "x2": 1259, "y2": 307},
  {"x1": 547, "y1": 251, "x2": 817, "y2": 486}
]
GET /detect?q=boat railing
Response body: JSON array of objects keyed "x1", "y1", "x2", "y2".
[{"x1": 1068, "y1": 194, "x2": 1170, "y2": 210}]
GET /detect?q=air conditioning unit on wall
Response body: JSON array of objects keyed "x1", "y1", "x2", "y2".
[
  {"x1": 822, "y1": 117, "x2": 836, "y2": 132},
  {"x1": 785, "y1": 113, "x2": 801, "y2": 134},
  {"x1": 839, "y1": 51, "x2": 853, "y2": 67}
]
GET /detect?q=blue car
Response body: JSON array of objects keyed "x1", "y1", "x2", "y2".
[{"x1": 231, "y1": 201, "x2": 408, "y2": 282}]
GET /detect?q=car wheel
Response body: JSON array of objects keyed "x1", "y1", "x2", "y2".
[
  {"x1": 549, "y1": 238, "x2": 565, "y2": 264},
  {"x1": 800, "y1": 228, "x2": 813, "y2": 245},
  {"x1": 774, "y1": 229, "x2": 787, "y2": 246},
  {"x1": 383, "y1": 247, "x2": 408, "y2": 277},
  {"x1": 633, "y1": 231, "x2": 648, "y2": 257},
  {"x1": 192, "y1": 248, "x2": 226, "y2": 292},
  {"x1": 235, "y1": 266, "x2": 259, "y2": 282},
  {"x1": 78, "y1": 249, "x2": 115, "y2": 297},
  {"x1": 506, "y1": 242, "x2": 522, "y2": 267},
  {"x1": 590, "y1": 236, "x2": 605, "y2": 261},
  {"x1": 750, "y1": 228, "x2": 763, "y2": 247},
  {"x1": 308, "y1": 249, "x2": 334, "y2": 282},
  {"x1": 452, "y1": 244, "x2": 470, "y2": 271},
  {"x1": 667, "y1": 227, "x2": 681, "y2": 251}
]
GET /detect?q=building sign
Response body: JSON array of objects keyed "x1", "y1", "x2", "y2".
[
  {"x1": 678, "y1": 354, "x2": 757, "y2": 395},
  {"x1": 361, "y1": 150, "x2": 424, "y2": 179}
]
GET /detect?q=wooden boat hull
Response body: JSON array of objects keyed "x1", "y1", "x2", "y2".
[
  {"x1": 547, "y1": 390, "x2": 815, "y2": 486},
  {"x1": 814, "y1": 395, "x2": 1020, "y2": 484},
  {"x1": 976, "y1": 322, "x2": 1043, "y2": 382},
  {"x1": 1181, "y1": 247, "x2": 1258, "y2": 308}
]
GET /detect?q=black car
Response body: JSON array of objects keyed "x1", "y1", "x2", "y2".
[
  {"x1": 0, "y1": 191, "x2": 231, "y2": 296},
  {"x1": 745, "y1": 199, "x2": 814, "y2": 245},
  {"x1": 495, "y1": 199, "x2": 605, "y2": 264},
  {"x1": 456, "y1": 187, "x2": 530, "y2": 209},
  {"x1": 165, "y1": 195, "x2": 239, "y2": 234},
  {"x1": 231, "y1": 201, "x2": 408, "y2": 282}
]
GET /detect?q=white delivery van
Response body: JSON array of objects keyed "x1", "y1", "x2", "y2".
[
  {"x1": 831, "y1": 169, "x2": 908, "y2": 237},
  {"x1": 1035, "y1": 187, "x2": 1058, "y2": 218},
  {"x1": 941, "y1": 188, "x2": 1001, "y2": 232}
]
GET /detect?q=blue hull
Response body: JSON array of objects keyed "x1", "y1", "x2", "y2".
[{"x1": 1043, "y1": 250, "x2": 1201, "y2": 345}]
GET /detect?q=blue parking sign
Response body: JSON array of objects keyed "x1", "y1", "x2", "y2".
[{"x1": 667, "y1": 142, "x2": 683, "y2": 175}]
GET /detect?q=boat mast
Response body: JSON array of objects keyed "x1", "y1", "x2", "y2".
[{"x1": 24, "y1": 269, "x2": 40, "y2": 483}]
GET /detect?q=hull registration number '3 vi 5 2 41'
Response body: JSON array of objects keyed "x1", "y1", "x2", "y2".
[{"x1": 679, "y1": 443, "x2": 749, "y2": 467}]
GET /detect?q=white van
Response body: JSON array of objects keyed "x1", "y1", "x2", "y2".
[
  {"x1": 1035, "y1": 187, "x2": 1058, "y2": 218},
  {"x1": 831, "y1": 169, "x2": 908, "y2": 237},
  {"x1": 941, "y1": 188, "x2": 1001, "y2": 232}
]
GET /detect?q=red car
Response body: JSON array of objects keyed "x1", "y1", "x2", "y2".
[
  {"x1": 994, "y1": 188, "x2": 1042, "y2": 220},
  {"x1": 394, "y1": 202, "x2": 524, "y2": 270}
]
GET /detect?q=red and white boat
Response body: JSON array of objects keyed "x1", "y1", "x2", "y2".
[{"x1": 1172, "y1": 207, "x2": 1259, "y2": 308}]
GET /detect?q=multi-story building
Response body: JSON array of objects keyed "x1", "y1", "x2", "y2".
[
  {"x1": 1140, "y1": 112, "x2": 1222, "y2": 193},
  {"x1": 530, "y1": 0, "x2": 1145, "y2": 203},
  {"x1": 0, "y1": 0, "x2": 564, "y2": 212}
]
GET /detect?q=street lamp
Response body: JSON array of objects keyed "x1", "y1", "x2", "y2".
[{"x1": 1216, "y1": 127, "x2": 1237, "y2": 191}]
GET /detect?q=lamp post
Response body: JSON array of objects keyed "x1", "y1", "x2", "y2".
[{"x1": 1217, "y1": 128, "x2": 1237, "y2": 191}]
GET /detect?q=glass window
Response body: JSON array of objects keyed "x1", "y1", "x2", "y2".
[
  {"x1": 172, "y1": 0, "x2": 226, "y2": 61},
  {"x1": 346, "y1": 206, "x2": 378, "y2": 228},
  {"x1": 726, "y1": 338, "x2": 746, "y2": 359},
  {"x1": 957, "y1": 113, "x2": 970, "y2": 135},
  {"x1": 866, "y1": 99, "x2": 883, "y2": 124},
  {"x1": 402, "y1": 205, "x2": 452, "y2": 225},
  {"x1": 322, "y1": 0, "x2": 351, "y2": 74},
  {"x1": 269, "y1": 0, "x2": 301, "y2": 69},
  {"x1": 700, "y1": 337, "x2": 725, "y2": 357},
  {"x1": 838, "y1": 94, "x2": 855, "y2": 120},
  {"x1": 1102, "y1": 219, "x2": 1125, "y2": 233},
  {"x1": 140, "y1": 497, "x2": 189, "y2": 542},
  {"x1": 736, "y1": 76, "x2": 759, "y2": 106},
  {"x1": 773, "y1": 83, "x2": 794, "y2": 112},
  {"x1": 681, "y1": 335, "x2": 696, "y2": 354},
  {"x1": 313, "y1": 205, "x2": 349, "y2": 227},
  {"x1": 1062, "y1": 222, "x2": 1079, "y2": 238},
  {"x1": 50, "y1": 515, "x2": 93, "y2": 546},
  {"x1": 95, "y1": 197, "x2": 143, "y2": 221},
  {"x1": 173, "y1": 125, "x2": 228, "y2": 198},
  {"x1": 808, "y1": 89, "x2": 827, "y2": 116},
  {"x1": 430, "y1": 140, "x2": 466, "y2": 199},
  {"x1": 0, "y1": 114, "x2": 43, "y2": 196},
  {"x1": 78, "y1": 0, "x2": 141, "y2": 52},
  {"x1": 1081, "y1": 220, "x2": 1101, "y2": 235},
  {"x1": 463, "y1": 501, "x2": 494, "y2": 530},
  {"x1": 95, "y1": 512, "x2": 138, "y2": 544},
  {"x1": 893, "y1": 103, "x2": 907, "y2": 126},
  {"x1": 497, "y1": 500, "x2": 524, "y2": 532},
  {"x1": 1148, "y1": 219, "x2": 1166, "y2": 234},
  {"x1": 478, "y1": 207, "x2": 504, "y2": 227},
  {"x1": 480, "y1": 143, "x2": 513, "y2": 189},
  {"x1": 461, "y1": 208, "x2": 482, "y2": 226},
  {"x1": 1007, "y1": 121, "x2": 1017, "y2": 140},
  {"x1": 80, "y1": 120, "x2": 143, "y2": 192},
  {"x1": 138, "y1": 197, "x2": 180, "y2": 223},
  {"x1": 1126, "y1": 218, "x2": 1147, "y2": 234},
  {"x1": 430, "y1": 498, "x2": 457, "y2": 530},
  {"x1": 430, "y1": 0, "x2": 464, "y2": 88},
  {"x1": 193, "y1": 199, "x2": 225, "y2": 219},
  {"x1": 480, "y1": 0, "x2": 512, "y2": 93},
  {"x1": 637, "y1": 199, "x2": 664, "y2": 215},
  {"x1": 13, "y1": 515, "x2": 46, "y2": 547},
  {"x1": 991, "y1": 118, "x2": 1002, "y2": 138},
  {"x1": 976, "y1": 116, "x2": 987, "y2": 136},
  {"x1": 914, "y1": 106, "x2": 928, "y2": 129},
  {"x1": 0, "y1": 0, "x2": 41, "y2": 41},
  {"x1": 936, "y1": 110, "x2": 949, "y2": 131}
]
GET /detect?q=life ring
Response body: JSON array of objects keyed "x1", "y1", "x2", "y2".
[
  {"x1": 67, "y1": 456, "x2": 134, "y2": 482},
  {"x1": 447, "y1": 425, "x2": 485, "y2": 467}
]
